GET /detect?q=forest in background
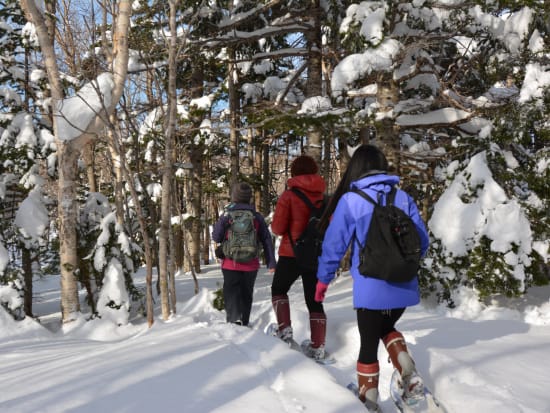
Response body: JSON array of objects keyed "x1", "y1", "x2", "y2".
[{"x1": 0, "y1": 0, "x2": 548, "y2": 327}]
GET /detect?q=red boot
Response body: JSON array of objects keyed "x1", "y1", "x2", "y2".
[
  {"x1": 272, "y1": 294, "x2": 292, "y2": 341},
  {"x1": 383, "y1": 331, "x2": 424, "y2": 400},
  {"x1": 301, "y1": 312, "x2": 327, "y2": 360},
  {"x1": 357, "y1": 361, "x2": 379, "y2": 411},
  {"x1": 382, "y1": 331, "x2": 415, "y2": 377},
  {"x1": 310, "y1": 312, "x2": 326, "y2": 348}
]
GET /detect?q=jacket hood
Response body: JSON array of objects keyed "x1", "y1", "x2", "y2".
[
  {"x1": 287, "y1": 174, "x2": 326, "y2": 194},
  {"x1": 350, "y1": 173, "x2": 400, "y2": 193}
]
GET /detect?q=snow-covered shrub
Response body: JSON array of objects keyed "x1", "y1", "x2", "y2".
[
  {"x1": 79, "y1": 193, "x2": 144, "y2": 319},
  {"x1": 422, "y1": 146, "x2": 548, "y2": 306},
  {"x1": 96, "y1": 258, "x2": 130, "y2": 325},
  {"x1": 212, "y1": 283, "x2": 224, "y2": 311},
  {"x1": 0, "y1": 241, "x2": 24, "y2": 320}
]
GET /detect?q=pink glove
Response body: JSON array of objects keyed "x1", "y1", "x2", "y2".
[{"x1": 315, "y1": 281, "x2": 329, "y2": 303}]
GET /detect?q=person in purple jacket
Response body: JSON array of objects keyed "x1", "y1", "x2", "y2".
[
  {"x1": 212, "y1": 182, "x2": 276, "y2": 326},
  {"x1": 314, "y1": 145, "x2": 430, "y2": 412}
]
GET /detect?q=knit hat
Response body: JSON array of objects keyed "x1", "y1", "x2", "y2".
[
  {"x1": 231, "y1": 182, "x2": 253, "y2": 204},
  {"x1": 290, "y1": 155, "x2": 319, "y2": 177}
]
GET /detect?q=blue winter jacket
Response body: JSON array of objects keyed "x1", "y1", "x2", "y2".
[{"x1": 316, "y1": 174, "x2": 430, "y2": 310}]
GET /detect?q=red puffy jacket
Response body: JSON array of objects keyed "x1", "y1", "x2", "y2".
[{"x1": 271, "y1": 174, "x2": 326, "y2": 257}]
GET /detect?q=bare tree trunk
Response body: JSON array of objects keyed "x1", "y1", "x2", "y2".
[
  {"x1": 202, "y1": 161, "x2": 211, "y2": 265},
  {"x1": 254, "y1": 135, "x2": 262, "y2": 207},
  {"x1": 168, "y1": 220, "x2": 177, "y2": 315},
  {"x1": 58, "y1": 142, "x2": 81, "y2": 320},
  {"x1": 304, "y1": 0, "x2": 323, "y2": 163},
  {"x1": 228, "y1": 48, "x2": 240, "y2": 186},
  {"x1": 242, "y1": 128, "x2": 254, "y2": 175},
  {"x1": 183, "y1": 58, "x2": 206, "y2": 274},
  {"x1": 22, "y1": 247, "x2": 33, "y2": 317},
  {"x1": 82, "y1": 142, "x2": 97, "y2": 193},
  {"x1": 261, "y1": 137, "x2": 270, "y2": 216},
  {"x1": 157, "y1": 0, "x2": 178, "y2": 320},
  {"x1": 187, "y1": 147, "x2": 203, "y2": 273},
  {"x1": 172, "y1": 186, "x2": 185, "y2": 272},
  {"x1": 322, "y1": 131, "x2": 331, "y2": 185},
  {"x1": 107, "y1": 137, "x2": 126, "y2": 226},
  {"x1": 202, "y1": 225, "x2": 211, "y2": 265},
  {"x1": 376, "y1": 73, "x2": 400, "y2": 168}
]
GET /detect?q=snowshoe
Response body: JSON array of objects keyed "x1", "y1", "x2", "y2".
[
  {"x1": 265, "y1": 322, "x2": 301, "y2": 351},
  {"x1": 347, "y1": 381, "x2": 382, "y2": 412},
  {"x1": 300, "y1": 339, "x2": 336, "y2": 365},
  {"x1": 389, "y1": 369, "x2": 447, "y2": 413}
]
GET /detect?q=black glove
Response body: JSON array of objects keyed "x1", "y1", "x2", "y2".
[{"x1": 215, "y1": 245, "x2": 225, "y2": 259}]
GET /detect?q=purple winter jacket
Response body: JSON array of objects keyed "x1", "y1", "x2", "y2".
[
  {"x1": 316, "y1": 174, "x2": 430, "y2": 310},
  {"x1": 212, "y1": 203, "x2": 276, "y2": 271}
]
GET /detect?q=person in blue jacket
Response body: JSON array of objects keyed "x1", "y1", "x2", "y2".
[{"x1": 314, "y1": 144, "x2": 430, "y2": 412}]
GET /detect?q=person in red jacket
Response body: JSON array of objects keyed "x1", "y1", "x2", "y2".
[{"x1": 270, "y1": 155, "x2": 328, "y2": 361}]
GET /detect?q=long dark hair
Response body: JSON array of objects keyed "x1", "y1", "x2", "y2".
[{"x1": 318, "y1": 144, "x2": 388, "y2": 233}]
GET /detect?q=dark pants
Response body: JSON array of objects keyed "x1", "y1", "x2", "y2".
[
  {"x1": 222, "y1": 269, "x2": 258, "y2": 326},
  {"x1": 271, "y1": 256, "x2": 324, "y2": 314},
  {"x1": 356, "y1": 308, "x2": 405, "y2": 364}
]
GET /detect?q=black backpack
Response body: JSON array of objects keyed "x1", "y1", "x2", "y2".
[
  {"x1": 288, "y1": 188, "x2": 326, "y2": 272},
  {"x1": 353, "y1": 187, "x2": 421, "y2": 283},
  {"x1": 222, "y1": 209, "x2": 259, "y2": 263}
]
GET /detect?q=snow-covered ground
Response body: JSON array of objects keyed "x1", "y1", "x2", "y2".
[{"x1": 1, "y1": 264, "x2": 549, "y2": 413}]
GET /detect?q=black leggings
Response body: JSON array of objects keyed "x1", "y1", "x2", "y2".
[
  {"x1": 356, "y1": 308, "x2": 405, "y2": 364},
  {"x1": 271, "y1": 256, "x2": 324, "y2": 314}
]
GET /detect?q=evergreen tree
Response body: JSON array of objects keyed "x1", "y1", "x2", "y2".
[{"x1": 0, "y1": 0, "x2": 54, "y2": 318}]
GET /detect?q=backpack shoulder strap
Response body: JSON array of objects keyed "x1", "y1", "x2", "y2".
[
  {"x1": 287, "y1": 188, "x2": 319, "y2": 246},
  {"x1": 351, "y1": 188, "x2": 395, "y2": 248},
  {"x1": 352, "y1": 189, "x2": 377, "y2": 205},
  {"x1": 387, "y1": 186, "x2": 398, "y2": 206},
  {"x1": 225, "y1": 209, "x2": 235, "y2": 222},
  {"x1": 226, "y1": 208, "x2": 254, "y2": 225},
  {"x1": 353, "y1": 187, "x2": 398, "y2": 206},
  {"x1": 290, "y1": 188, "x2": 316, "y2": 210}
]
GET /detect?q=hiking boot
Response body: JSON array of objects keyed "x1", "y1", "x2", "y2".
[
  {"x1": 272, "y1": 294, "x2": 292, "y2": 340},
  {"x1": 276, "y1": 326, "x2": 294, "y2": 344},
  {"x1": 309, "y1": 312, "x2": 326, "y2": 349},
  {"x1": 302, "y1": 342, "x2": 326, "y2": 361},
  {"x1": 383, "y1": 331, "x2": 416, "y2": 377},
  {"x1": 357, "y1": 361, "x2": 380, "y2": 412}
]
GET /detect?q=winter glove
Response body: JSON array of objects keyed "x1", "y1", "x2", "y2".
[
  {"x1": 314, "y1": 281, "x2": 329, "y2": 303},
  {"x1": 215, "y1": 245, "x2": 225, "y2": 259}
]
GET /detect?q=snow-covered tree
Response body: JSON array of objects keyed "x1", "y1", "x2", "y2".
[
  {"x1": 0, "y1": 0, "x2": 54, "y2": 318},
  {"x1": 328, "y1": 1, "x2": 549, "y2": 302}
]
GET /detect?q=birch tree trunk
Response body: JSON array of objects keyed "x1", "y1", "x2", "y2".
[
  {"x1": 20, "y1": 0, "x2": 132, "y2": 323},
  {"x1": 376, "y1": 73, "x2": 400, "y2": 168}
]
